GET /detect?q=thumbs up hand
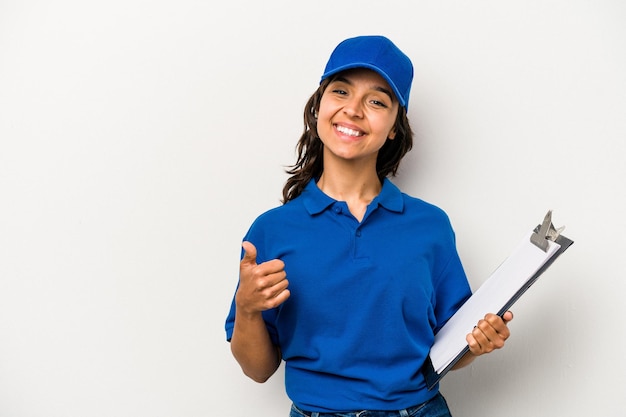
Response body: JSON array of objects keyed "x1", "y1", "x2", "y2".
[{"x1": 236, "y1": 241, "x2": 290, "y2": 315}]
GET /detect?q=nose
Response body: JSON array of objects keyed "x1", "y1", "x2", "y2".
[{"x1": 343, "y1": 96, "x2": 364, "y2": 118}]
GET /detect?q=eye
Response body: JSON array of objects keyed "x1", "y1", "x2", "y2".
[
  {"x1": 370, "y1": 99, "x2": 388, "y2": 108},
  {"x1": 331, "y1": 88, "x2": 348, "y2": 95},
  {"x1": 368, "y1": 96, "x2": 392, "y2": 108}
]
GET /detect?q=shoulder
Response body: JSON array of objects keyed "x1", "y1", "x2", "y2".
[
  {"x1": 248, "y1": 201, "x2": 297, "y2": 229},
  {"x1": 242, "y1": 198, "x2": 310, "y2": 263},
  {"x1": 244, "y1": 195, "x2": 308, "y2": 239},
  {"x1": 400, "y1": 191, "x2": 453, "y2": 228},
  {"x1": 379, "y1": 179, "x2": 455, "y2": 232},
  {"x1": 383, "y1": 184, "x2": 457, "y2": 247}
]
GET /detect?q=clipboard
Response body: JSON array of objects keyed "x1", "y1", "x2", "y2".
[{"x1": 423, "y1": 210, "x2": 574, "y2": 390}]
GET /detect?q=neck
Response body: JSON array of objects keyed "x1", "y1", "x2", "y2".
[
  {"x1": 316, "y1": 162, "x2": 382, "y2": 223},
  {"x1": 317, "y1": 170, "x2": 381, "y2": 202}
]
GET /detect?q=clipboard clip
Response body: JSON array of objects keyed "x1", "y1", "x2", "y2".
[{"x1": 530, "y1": 210, "x2": 565, "y2": 252}]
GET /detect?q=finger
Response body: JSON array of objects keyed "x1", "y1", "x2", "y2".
[
  {"x1": 241, "y1": 241, "x2": 257, "y2": 266},
  {"x1": 502, "y1": 310, "x2": 514, "y2": 323},
  {"x1": 472, "y1": 325, "x2": 494, "y2": 352},
  {"x1": 248, "y1": 263, "x2": 286, "y2": 292},
  {"x1": 483, "y1": 314, "x2": 511, "y2": 340},
  {"x1": 466, "y1": 330, "x2": 489, "y2": 355},
  {"x1": 466, "y1": 333, "x2": 479, "y2": 354},
  {"x1": 270, "y1": 276, "x2": 289, "y2": 295},
  {"x1": 476, "y1": 318, "x2": 508, "y2": 350},
  {"x1": 258, "y1": 279, "x2": 290, "y2": 309},
  {"x1": 257, "y1": 270, "x2": 288, "y2": 293},
  {"x1": 267, "y1": 288, "x2": 291, "y2": 309},
  {"x1": 259, "y1": 258, "x2": 286, "y2": 275}
]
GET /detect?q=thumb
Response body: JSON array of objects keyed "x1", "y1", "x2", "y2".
[{"x1": 241, "y1": 241, "x2": 258, "y2": 266}]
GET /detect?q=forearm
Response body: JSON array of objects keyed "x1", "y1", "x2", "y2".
[{"x1": 230, "y1": 310, "x2": 281, "y2": 383}]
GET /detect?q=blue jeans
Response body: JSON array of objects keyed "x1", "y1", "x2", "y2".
[{"x1": 289, "y1": 392, "x2": 452, "y2": 417}]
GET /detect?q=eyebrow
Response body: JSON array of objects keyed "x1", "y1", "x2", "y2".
[{"x1": 333, "y1": 76, "x2": 395, "y2": 103}]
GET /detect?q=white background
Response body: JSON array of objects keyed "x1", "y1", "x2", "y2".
[{"x1": 1, "y1": 1, "x2": 625, "y2": 416}]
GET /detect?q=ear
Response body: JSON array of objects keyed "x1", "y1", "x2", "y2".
[{"x1": 387, "y1": 126, "x2": 397, "y2": 140}]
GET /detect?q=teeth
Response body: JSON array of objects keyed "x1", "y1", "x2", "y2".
[{"x1": 336, "y1": 125, "x2": 363, "y2": 137}]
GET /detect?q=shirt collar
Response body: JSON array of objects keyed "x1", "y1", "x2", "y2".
[{"x1": 302, "y1": 178, "x2": 404, "y2": 216}]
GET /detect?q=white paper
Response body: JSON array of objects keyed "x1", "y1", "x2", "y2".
[{"x1": 429, "y1": 232, "x2": 561, "y2": 373}]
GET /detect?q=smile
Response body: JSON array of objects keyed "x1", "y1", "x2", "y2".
[{"x1": 335, "y1": 124, "x2": 364, "y2": 137}]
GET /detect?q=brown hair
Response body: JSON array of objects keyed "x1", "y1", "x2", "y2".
[{"x1": 281, "y1": 76, "x2": 414, "y2": 203}]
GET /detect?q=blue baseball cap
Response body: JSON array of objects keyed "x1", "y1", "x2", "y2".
[{"x1": 320, "y1": 35, "x2": 414, "y2": 109}]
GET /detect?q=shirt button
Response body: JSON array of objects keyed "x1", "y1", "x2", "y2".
[
  {"x1": 356, "y1": 230, "x2": 362, "y2": 237},
  {"x1": 334, "y1": 206, "x2": 341, "y2": 214}
]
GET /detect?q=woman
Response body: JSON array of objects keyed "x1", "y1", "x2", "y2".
[{"x1": 225, "y1": 35, "x2": 512, "y2": 417}]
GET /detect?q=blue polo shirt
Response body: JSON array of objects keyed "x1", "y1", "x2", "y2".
[{"x1": 225, "y1": 179, "x2": 471, "y2": 412}]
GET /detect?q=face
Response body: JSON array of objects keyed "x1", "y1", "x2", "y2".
[{"x1": 316, "y1": 68, "x2": 399, "y2": 167}]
